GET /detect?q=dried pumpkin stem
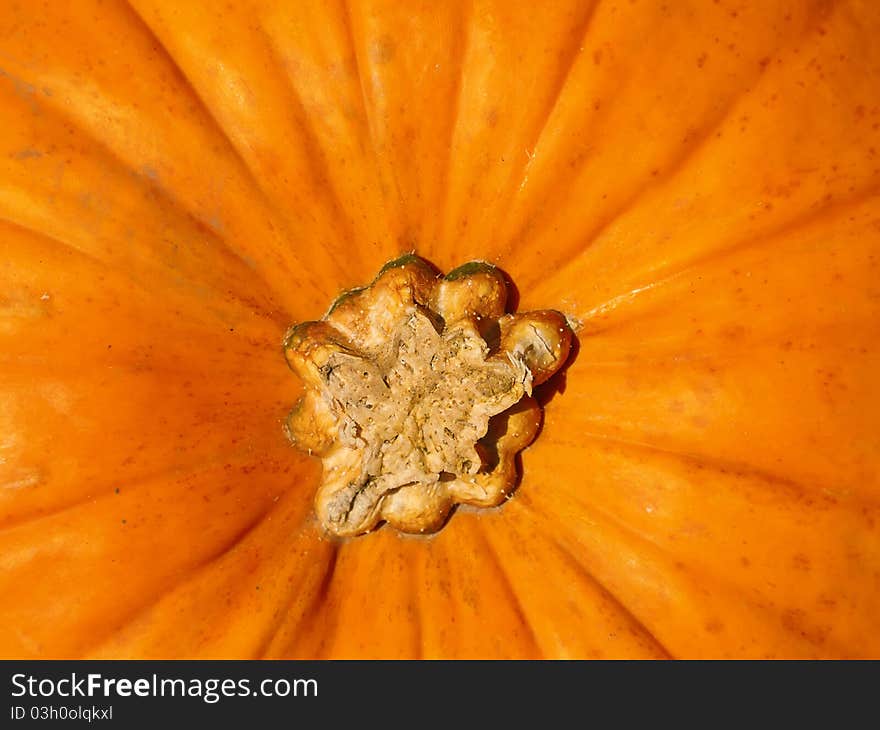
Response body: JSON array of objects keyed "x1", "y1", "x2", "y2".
[{"x1": 284, "y1": 255, "x2": 572, "y2": 537}]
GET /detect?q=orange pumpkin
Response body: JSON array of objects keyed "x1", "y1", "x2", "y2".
[{"x1": 1, "y1": 0, "x2": 878, "y2": 659}]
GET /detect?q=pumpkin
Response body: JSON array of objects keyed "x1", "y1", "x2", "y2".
[{"x1": 0, "y1": 0, "x2": 878, "y2": 659}]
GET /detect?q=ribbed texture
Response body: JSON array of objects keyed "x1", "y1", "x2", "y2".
[{"x1": 0, "y1": 0, "x2": 878, "y2": 658}]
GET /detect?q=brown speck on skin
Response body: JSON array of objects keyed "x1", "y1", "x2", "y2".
[
  {"x1": 283, "y1": 255, "x2": 572, "y2": 537},
  {"x1": 705, "y1": 619, "x2": 725, "y2": 634},
  {"x1": 369, "y1": 35, "x2": 396, "y2": 65}
]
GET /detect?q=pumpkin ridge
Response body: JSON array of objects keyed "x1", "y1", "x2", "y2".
[
  {"x1": 342, "y1": 1, "x2": 409, "y2": 247},
  {"x1": 238, "y1": 531, "x2": 339, "y2": 661},
  {"x1": 264, "y1": 542, "x2": 340, "y2": 660},
  {"x1": 125, "y1": 0, "x2": 356, "y2": 292},
  {"x1": 88, "y1": 488, "x2": 327, "y2": 659},
  {"x1": 518, "y1": 452, "x2": 871, "y2": 658},
  {"x1": 427, "y1": 3, "x2": 470, "y2": 256},
  {"x1": 541, "y1": 181, "x2": 880, "y2": 320},
  {"x1": 0, "y1": 6, "x2": 328, "y2": 314},
  {"x1": 536, "y1": 431, "x2": 818, "y2": 492},
  {"x1": 502, "y1": 2, "x2": 843, "y2": 286},
  {"x1": 509, "y1": 508, "x2": 674, "y2": 659},
  {"x1": 476, "y1": 1, "x2": 602, "y2": 250},
  {"x1": 86, "y1": 507, "x2": 279, "y2": 658},
  {"x1": 517, "y1": 494, "x2": 829, "y2": 659},
  {"x1": 0, "y1": 219, "x2": 289, "y2": 328},
  {"x1": 252, "y1": 19, "x2": 371, "y2": 274},
  {"x1": 470, "y1": 521, "x2": 543, "y2": 659},
  {"x1": 543, "y1": 422, "x2": 870, "y2": 503},
  {"x1": 17, "y1": 105, "x2": 293, "y2": 316}
]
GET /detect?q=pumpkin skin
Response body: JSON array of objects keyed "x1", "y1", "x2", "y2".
[{"x1": 0, "y1": 0, "x2": 878, "y2": 659}]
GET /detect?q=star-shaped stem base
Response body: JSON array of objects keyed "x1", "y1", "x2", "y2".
[{"x1": 284, "y1": 255, "x2": 572, "y2": 537}]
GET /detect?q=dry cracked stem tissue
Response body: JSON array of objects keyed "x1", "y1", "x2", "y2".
[{"x1": 284, "y1": 255, "x2": 573, "y2": 537}]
